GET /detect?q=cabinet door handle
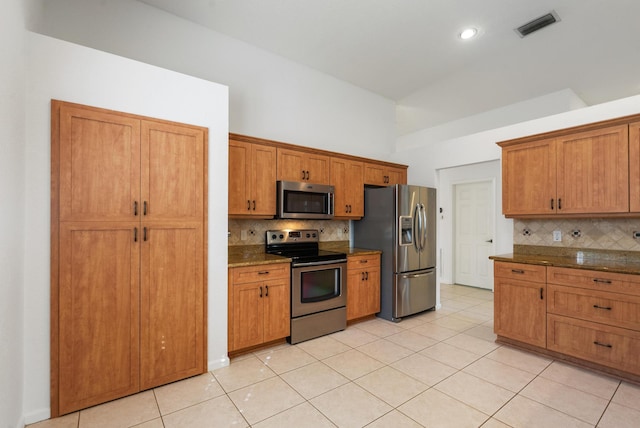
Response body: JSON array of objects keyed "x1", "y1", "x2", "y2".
[
  {"x1": 301, "y1": 170, "x2": 306, "y2": 180},
  {"x1": 558, "y1": 198, "x2": 562, "y2": 210},
  {"x1": 540, "y1": 287, "x2": 544, "y2": 300},
  {"x1": 511, "y1": 269, "x2": 525, "y2": 274},
  {"x1": 593, "y1": 304, "x2": 612, "y2": 311},
  {"x1": 265, "y1": 285, "x2": 269, "y2": 297},
  {"x1": 550, "y1": 199, "x2": 554, "y2": 210},
  {"x1": 134, "y1": 201, "x2": 138, "y2": 216},
  {"x1": 134, "y1": 227, "x2": 138, "y2": 242},
  {"x1": 143, "y1": 227, "x2": 147, "y2": 242},
  {"x1": 593, "y1": 278, "x2": 612, "y2": 284},
  {"x1": 253, "y1": 200, "x2": 256, "y2": 210},
  {"x1": 593, "y1": 341, "x2": 612, "y2": 348},
  {"x1": 365, "y1": 271, "x2": 369, "y2": 280},
  {"x1": 247, "y1": 200, "x2": 251, "y2": 210},
  {"x1": 259, "y1": 286, "x2": 263, "y2": 298},
  {"x1": 306, "y1": 170, "x2": 310, "y2": 180},
  {"x1": 143, "y1": 201, "x2": 148, "y2": 216},
  {"x1": 361, "y1": 272, "x2": 365, "y2": 281}
]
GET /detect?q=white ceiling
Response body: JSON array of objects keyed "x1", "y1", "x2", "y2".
[{"x1": 139, "y1": 0, "x2": 640, "y2": 134}]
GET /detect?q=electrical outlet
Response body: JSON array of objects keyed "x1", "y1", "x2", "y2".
[{"x1": 553, "y1": 230, "x2": 562, "y2": 242}]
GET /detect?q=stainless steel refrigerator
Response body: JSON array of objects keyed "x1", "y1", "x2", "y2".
[{"x1": 354, "y1": 185, "x2": 436, "y2": 321}]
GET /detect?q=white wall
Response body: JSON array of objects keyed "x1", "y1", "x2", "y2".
[
  {"x1": 31, "y1": 0, "x2": 396, "y2": 160},
  {"x1": 392, "y1": 93, "x2": 640, "y2": 295},
  {"x1": 24, "y1": 33, "x2": 228, "y2": 424},
  {"x1": 0, "y1": 1, "x2": 26, "y2": 427}
]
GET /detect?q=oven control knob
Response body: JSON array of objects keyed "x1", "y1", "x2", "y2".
[
  {"x1": 306, "y1": 233, "x2": 310, "y2": 238},
  {"x1": 279, "y1": 234, "x2": 284, "y2": 239},
  {"x1": 271, "y1": 234, "x2": 277, "y2": 240},
  {"x1": 312, "y1": 233, "x2": 317, "y2": 238}
]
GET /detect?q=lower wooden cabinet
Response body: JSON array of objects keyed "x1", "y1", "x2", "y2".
[
  {"x1": 493, "y1": 261, "x2": 547, "y2": 347},
  {"x1": 494, "y1": 261, "x2": 640, "y2": 379},
  {"x1": 347, "y1": 254, "x2": 381, "y2": 321},
  {"x1": 228, "y1": 263, "x2": 291, "y2": 352},
  {"x1": 547, "y1": 314, "x2": 640, "y2": 376}
]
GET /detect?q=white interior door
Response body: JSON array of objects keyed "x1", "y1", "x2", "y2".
[{"x1": 454, "y1": 180, "x2": 494, "y2": 289}]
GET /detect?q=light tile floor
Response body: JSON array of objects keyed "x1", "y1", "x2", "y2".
[{"x1": 31, "y1": 283, "x2": 640, "y2": 427}]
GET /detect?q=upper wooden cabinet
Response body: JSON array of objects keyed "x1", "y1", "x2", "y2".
[
  {"x1": 501, "y1": 138, "x2": 557, "y2": 216},
  {"x1": 629, "y1": 121, "x2": 640, "y2": 213},
  {"x1": 364, "y1": 163, "x2": 407, "y2": 186},
  {"x1": 331, "y1": 157, "x2": 364, "y2": 218},
  {"x1": 228, "y1": 133, "x2": 408, "y2": 217},
  {"x1": 229, "y1": 139, "x2": 276, "y2": 217},
  {"x1": 499, "y1": 123, "x2": 630, "y2": 217},
  {"x1": 277, "y1": 147, "x2": 330, "y2": 184}
]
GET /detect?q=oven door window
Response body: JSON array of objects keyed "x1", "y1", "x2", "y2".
[{"x1": 300, "y1": 268, "x2": 340, "y2": 302}]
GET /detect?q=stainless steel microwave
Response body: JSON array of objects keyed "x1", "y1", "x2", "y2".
[{"x1": 277, "y1": 181, "x2": 334, "y2": 219}]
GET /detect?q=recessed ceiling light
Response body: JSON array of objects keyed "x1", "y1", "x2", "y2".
[{"x1": 459, "y1": 27, "x2": 478, "y2": 40}]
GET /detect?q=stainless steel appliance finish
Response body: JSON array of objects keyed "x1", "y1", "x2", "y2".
[
  {"x1": 276, "y1": 181, "x2": 335, "y2": 219},
  {"x1": 266, "y1": 229, "x2": 347, "y2": 344},
  {"x1": 353, "y1": 185, "x2": 437, "y2": 322}
]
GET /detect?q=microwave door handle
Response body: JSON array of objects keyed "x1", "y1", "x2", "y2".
[{"x1": 328, "y1": 192, "x2": 334, "y2": 216}]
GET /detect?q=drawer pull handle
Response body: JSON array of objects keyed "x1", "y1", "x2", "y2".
[
  {"x1": 360, "y1": 260, "x2": 368, "y2": 264},
  {"x1": 511, "y1": 269, "x2": 525, "y2": 274},
  {"x1": 593, "y1": 304, "x2": 612, "y2": 311},
  {"x1": 593, "y1": 341, "x2": 613, "y2": 348},
  {"x1": 593, "y1": 278, "x2": 612, "y2": 284},
  {"x1": 258, "y1": 271, "x2": 270, "y2": 275}
]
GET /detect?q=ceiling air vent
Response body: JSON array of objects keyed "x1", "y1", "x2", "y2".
[{"x1": 516, "y1": 11, "x2": 560, "y2": 37}]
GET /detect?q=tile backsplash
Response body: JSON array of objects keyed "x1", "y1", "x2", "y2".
[
  {"x1": 228, "y1": 218, "x2": 350, "y2": 246},
  {"x1": 514, "y1": 218, "x2": 640, "y2": 251}
]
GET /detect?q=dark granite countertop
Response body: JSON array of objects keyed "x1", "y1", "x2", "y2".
[
  {"x1": 490, "y1": 245, "x2": 640, "y2": 275},
  {"x1": 228, "y1": 242, "x2": 382, "y2": 268}
]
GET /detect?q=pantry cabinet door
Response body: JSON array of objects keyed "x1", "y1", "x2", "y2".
[
  {"x1": 139, "y1": 223, "x2": 205, "y2": 390},
  {"x1": 57, "y1": 104, "x2": 140, "y2": 222},
  {"x1": 57, "y1": 223, "x2": 140, "y2": 415},
  {"x1": 142, "y1": 120, "x2": 206, "y2": 222}
]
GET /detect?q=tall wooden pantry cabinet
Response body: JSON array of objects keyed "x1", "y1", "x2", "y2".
[{"x1": 50, "y1": 100, "x2": 208, "y2": 416}]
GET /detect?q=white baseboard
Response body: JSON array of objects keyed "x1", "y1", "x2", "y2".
[
  {"x1": 208, "y1": 356, "x2": 230, "y2": 372},
  {"x1": 23, "y1": 408, "x2": 50, "y2": 426}
]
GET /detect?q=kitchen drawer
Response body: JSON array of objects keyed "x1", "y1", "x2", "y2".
[
  {"x1": 230, "y1": 263, "x2": 290, "y2": 284},
  {"x1": 547, "y1": 284, "x2": 640, "y2": 330},
  {"x1": 547, "y1": 266, "x2": 640, "y2": 297},
  {"x1": 348, "y1": 254, "x2": 380, "y2": 269},
  {"x1": 494, "y1": 261, "x2": 546, "y2": 283},
  {"x1": 547, "y1": 314, "x2": 640, "y2": 375}
]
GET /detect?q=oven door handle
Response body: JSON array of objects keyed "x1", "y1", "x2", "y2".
[{"x1": 293, "y1": 259, "x2": 347, "y2": 267}]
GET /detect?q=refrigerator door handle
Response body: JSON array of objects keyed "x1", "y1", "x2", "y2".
[
  {"x1": 420, "y1": 203, "x2": 427, "y2": 252},
  {"x1": 401, "y1": 270, "x2": 435, "y2": 279},
  {"x1": 413, "y1": 204, "x2": 421, "y2": 252}
]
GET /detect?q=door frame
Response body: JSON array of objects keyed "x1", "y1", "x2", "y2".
[{"x1": 453, "y1": 179, "x2": 496, "y2": 290}]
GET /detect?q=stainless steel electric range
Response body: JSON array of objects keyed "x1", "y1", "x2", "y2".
[{"x1": 266, "y1": 229, "x2": 347, "y2": 344}]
